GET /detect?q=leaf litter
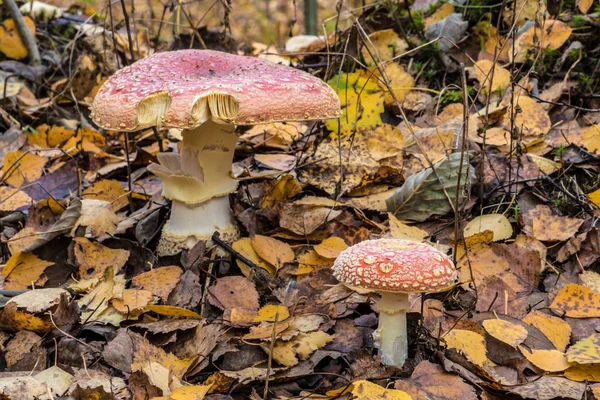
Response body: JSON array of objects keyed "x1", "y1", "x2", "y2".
[{"x1": 0, "y1": 1, "x2": 599, "y2": 399}]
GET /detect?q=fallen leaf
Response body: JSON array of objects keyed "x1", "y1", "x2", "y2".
[
  {"x1": 314, "y1": 237, "x2": 348, "y2": 259},
  {"x1": 74, "y1": 237, "x2": 130, "y2": 279},
  {"x1": 131, "y1": 266, "x2": 183, "y2": 302},
  {"x1": 0, "y1": 17, "x2": 36, "y2": 59},
  {"x1": 35, "y1": 366, "x2": 73, "y2": 396},
  {"x1": 231, "y1": 237, "x2": 275, "y2": 276},
  {"x1": 254, "y1": 305, "x2": 290, "y2": 322},
  {"x1": 509, "y1": 376, "x2": 584, "y2": 400},
  {"x1": 71, "y1": 199, "x2": 119, "y2": 238},
  {"x1": 82, "y1": 179, "x2": 129, "y2": 211},
  {"x1": 0, "y1": 302, "x2": 51, "y2": 332},
  {"x1": 361, "y1": 29, "x2": 408, "y2": 66},
  {"x1": 588, "y1": 188, "x2": 600, "y2": 207},
  {"x1": 208, "y1": 276, "x2": 259, "y2": 311},
  {"x1": 425, "y1": 13, "x2": 468, "y2": 52},
  {"x1": 0, "y1": 186, "x2": 32, "y2": 211},
  {"x1": 551, "y1": 284, "x2": 600, "y2": 318},
  {"x1": 522, "y1": 310, "x2": 571, "y2": 351},
  {"x1": 170, "y1": 384, "x2": 213, "y2": 400},
  {"x1": 272, "y1": 331, "x2": 332, "y2": 367},
  {"x1": 566, "y1": 333, "x2": 600, "y2": 364},
  {"x1": 482, "y1": 318, "x2": 528, "y2": 347},
  {"x1": 112, "y1": 289, "x2": 154, "y2": 313},
  {"x1": 328, "y1": 379, "x2": 412, "y2": 400},
  {"x1": 519, "y1": 347, "x2": 569, "y2": 372},
  {"x1": 2, "y1": 151, "x2": 47, "y2": 188},
  {"x1": 579, "y1": 124, "x2": 600, "y2": 155},
  {"x1": 464, "y1": 214, "x2": 513, "y2": 242},
  {"x1": 565, "y1": 364, "x2": 600, "y2": 382},
  {"x1": 502, "y1": 0, "x2": 546, "y2": 27},
  {"x1": 251, "y1": 235, "x2": 294, "y2": 269},
  {"x1": 2, "y1": 252, "x2": 54, "y2": 290},
  {"x1": 144, "y1": 305, "x2": 202, "y2": 319},
  {"x1": 500, "y1": 96, "x2": 551, "y2": 140},
  {"x1": 472, "y1": 60, "x2": 511, "y2": 94},
  {"x1": 444, "y1": 329, "x2": 492, "y2": 368},
  {"x1": 388, "y1": 214, "x2": 428, "y2": 241},
  {"x1": 373, "y1": 63, "x2": 414, "y2": 105},
  {"x1": 577, "y1": 0, "x2": 593, "y2": 13},
  {"x1": 7, "y1": 288, "x2": 69, "y2": 313},
  {"x1": 514, "y1": 20, "x2": 573, "y2": 63}
]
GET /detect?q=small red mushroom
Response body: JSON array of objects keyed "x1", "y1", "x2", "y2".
[
  {"x1": 332, "y1": 238, "x2": 457, "y2": 367},
  {"x1": 91, "y1": 50, "x2": 341, "y2": 255}
]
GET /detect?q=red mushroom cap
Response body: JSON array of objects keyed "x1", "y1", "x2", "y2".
[
  {"x1": 332, "y1": 239, "x2": 457, "y2": 293},
  {"x1": 91, "y1": 50, "x2": 341, "y2": 131}
]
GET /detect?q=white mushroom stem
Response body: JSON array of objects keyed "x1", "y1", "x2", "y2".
[{"x1": 372, "y1": 291, "x2": 410, "y2": 368}]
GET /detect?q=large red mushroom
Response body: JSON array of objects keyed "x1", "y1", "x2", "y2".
[
  {"x1": 91, "y1": 50, "x2": 340, "y2": 255},
  {"x1": 332, "y1": 238, "x2": 457, "y2": 368}
]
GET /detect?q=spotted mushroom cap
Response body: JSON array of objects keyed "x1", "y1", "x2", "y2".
[
  {"x1": 91, "y1": 49, "x2": 341, "y2": 131},
  {"x1": 332, "y1": 239, "x2": 457, "y2": 293}
]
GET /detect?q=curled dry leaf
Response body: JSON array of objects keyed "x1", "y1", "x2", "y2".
[{"x1": 251, "y1": 235, "x2": 294, "y2": 270}]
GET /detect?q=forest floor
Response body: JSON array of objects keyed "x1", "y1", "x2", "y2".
[{"x1": 0, "y1": 0, "x2": 600, "y2": 399}]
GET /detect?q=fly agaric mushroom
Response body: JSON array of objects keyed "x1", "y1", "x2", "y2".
[
  {"x1": 91, "y1": 50, "x2": 340, "y2": 255},
  {"x1": 332, "y1": 238, "x2": 457, "y2": 368}
]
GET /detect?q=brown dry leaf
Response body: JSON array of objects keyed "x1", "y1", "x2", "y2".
[
  {"x1": 509, "y1": 376, "x2": 584, "y2": 400},
  {"x1": 82, "y1": 179, "x2": 129, "y2": 212},
  {"x1": 170, "y1": 384, "x2": 213, "y2": 399},
  {"x1": 5, "y1": 330, "x2": 42, "y2": 368},
  {"x1": 523, "y1": 205, "x2": 584, "y2": 242},
  {"x1": 361, "y1": 29, "x2": 408, "y2": 66},
  {"x1": 366, "y1": 123, "x2": 405, "y2": 160},
  {"x1": 518, "y1": 347, "x2": 569, "y2": 372},
  {"x1": 78, "y1": 269, "x2": 125, "y2": 322},
  {"x1": 279, "y1": 203, "x2": 343, "y2": 235},
  {"x1": 464, "y1": 214, "x2": 513, "y2": 242},
  {"x1": 244, "y1": 319, "x2": 293, "y2": 340},
  {"x1": 566, "y1": 333, "x2": 600, "y2": 364},
  {"x1": 7, "y1": 288, "x2": 68, "y2": 313},
  {"x1": 71, "y1": 199, "x2": 119, "y2": 238},
  {"x1": 0, "y1": 186, "x2": 32, "y2": 211},
  {"x1": 373, "y1": 63, "x2": 415, "y2": 105},
  {"x1": 272, "y1": 331, "x2": 332, "y2": 367},
  {"x1": 514, "y1": 20, "x2": 572, "y2": 63},
  {"x1": 500, "y1": 96, "x2": 551, "y2": 140},
  {"x1": 240, "y1": 122, "x2": 306, "y2": 150},
  {"x1": 579, "y1": 124, "x2": 600, "y2": 155},
  {"x1": 74, "y1": 237, "x2": 130, "y2": 279},
  {"x1": 112, "y1": 289, "x2": 154, "y2": 313},
  {"x1": 522, "y1": 310, "x2": 571, "y2": 351},
  {"x1": 404, "y1": 120, "x2": 460, "y2": 167},
  {"x1": 472, "y1": 60, "x2": 511, "y2": 94},
  {"x1": 388, "y1": 214, "x2": 427, "y2": 241},
  {"x1": 131, "y1": 266, "x2": 183, "y2": 302},
  {"x1": 2, "y1": 151, "x2": 47, "y2": 188},
  {"x1": 551, "y1": 284, "x2": 600, "y2": 318},
  {"x1": 144, "y1": 305, "x2": 202, "y2": 319},
  {"x1": 482, "y1": 318, "x2": 528, "y2": 347},
  {"x1": 251, "y1": 235, "x2": 294, "y2": 269},
  {"x1": 0, "y1": 17, "x2": 35, "y2": 59},
  {"x1": 2, "y1": 252, "x2": 54, "y2": 290},
  {"x1": 314, "y1": 237, "x2": 348, "y2": 259},
  {"x1": 130, "y1": 331, "x2": 192, "y2": 380},
  {"x1": 35, "y1": 366, "x2": 73, "y2": 397},
  {"x1": 394, "y1": 360, "x2": 478, "y2": 400},
  {"x1": 580, "y1": 270, "x2": 600, "y2": 293},
  {"x1": 208, "y1": 276, "x2": 259, "y2": 311}
]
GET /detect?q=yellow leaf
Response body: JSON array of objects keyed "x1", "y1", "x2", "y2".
[
  {"x1": 366, "y1": 123, "x2": 405, "y2": 160},
  {"x1": 514, "y1": 20, "x2": 572, "y2": 62},
  {"x1": 551, "y1": 284, "x2": 600, "y2": 318},
  {"x1": 272, "y1": 331, "x2": 332, "y2": 367},
  {"x1": 500, "y1": 96, "x2": 551, "y2": 139},
  {"x1": 577, "y1": 0, "x2": 593, "y2": 13},
  {"x1": 528, "y1": 153, "x2": 561, "y2": 175},
  {"x1": 482, "y1": 319, "x2": 528, "y2": 347},
  {"x1": 579, "y1": 124, "x2": 600, "y2": 155},
  {"x1": 531, "y1": 209, "x2": 584, "y2": 242},
  {"x1": 580, "y1": 270, "x2": 600, "y2": 293},
  {"x1": 313, "y1": 237, "x2": 348, "y2": 259},
  {"x1": 112, "y1": 289, "x2": 153, "y2": 313},
  {"x1": 425, "y1": 3, "x2": 455, "y2": 26},
  {"x1": 502, "y1": 0, "x2": 546, "y2": 27},
  {"x1": 327, "y1": 380, "x2": 413, "y2": 400},
  {"x1": 473, "y1": 60, "x2": 511, "y2": 94},
  {"x1": 131, "y1": 266, "x2": 183, "y2": 302},
  {"x1": 565, "y1": 363, "x2": 600, "y2": 382},
  {"x1": 170, "y1": 384, "x2": 213, "y2": 400},
  {"x1": 2, "y1": 252, "x2": 54, "y2": 290},
  {"x1": 373, "y1": 63, "x2": 415, "y2": 105},
  {"x1": 83, "y1": 179, "x2": 129, "y2": 212},
  {"x1": 130, "y1": 331, "x2": 192, "y2": 380},
  {"x1": 2, "y1": 151, "x2": 47, "y2": 188},
  {"x1": 464, "y1": 214, "x2": 513, "y2": 242},
  {"x1": 566, "y1": 334, "x2": 600, "y2": 364},
  {"x1": 0, "y1": 302, "x2": 51, "y2": 332},
  {"x1": 361, "y1": 29, "x2": 408, "y2": 66},
  {"x1": 444, "y1": 329, "x2": 491, "y2": 368},
  {"x1": 522, "y1": 310, "x2": 571, "y2": 352},
  {"x1": 251, "y1": 235, "x2": 294, "y2": 270},
  {"x1": 74, "y1": 237, "x2": 130, "y2": 279},
  {"x1": 588, "y1": 188, "x2": 600, "y2": 207},
  {"x1": 324, "y1": 72, "x2": 385, "y2": 135},
  {"x1": 0, "y1": 186, "x2": 32, "y2": 212},
  {"x1": 0, "y1": 17, "x2": 35, "y2": 59},
  {"x1": 388, "y1": 214, "x2": 427, "y2": 242},
  {"x1": 72, "y1": 199, "x2": 119, "y2": 238},
  {"x1": 254, "y1": 305, "x2": 290, "y2": 323},
  {"x1": 144, "y1": 305, "x2": 202, "y2": 319},
  {"x1": 78, "y1": 269, "x2": 125, "y2": 322},
  {"x1": 519, "y1": 347, "x2": 569, "y2": 372},
  {"x1": 231, "y1": 237, "x2": 275, "y2": 276}
]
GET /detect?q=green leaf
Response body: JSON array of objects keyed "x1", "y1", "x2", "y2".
[{"x1": 386, "y1": 152, "x2": 475, "y2": 221}]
